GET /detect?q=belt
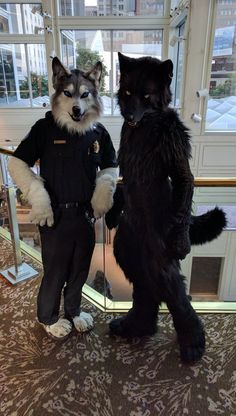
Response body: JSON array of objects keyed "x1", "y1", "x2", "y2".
[{"x1": 58, "y1": 202, "x2": 84, "y2": 209}]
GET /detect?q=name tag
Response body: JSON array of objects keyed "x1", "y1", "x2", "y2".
[{"x1": 54, "y1": 140, "x2": 66, "y2": 144}]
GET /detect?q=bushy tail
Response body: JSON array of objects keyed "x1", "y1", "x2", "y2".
[{"x1": 189, "y1": 207, "x2": 227, "y2": 245}]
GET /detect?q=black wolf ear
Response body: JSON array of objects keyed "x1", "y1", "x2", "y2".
[
  {"x1": 161, "y1": 59, "x2": 173, "y2": 81},
  {"x1": 52, "y1": 57, "x2": 71, "y2": 87},
  {"x1": 86, "y1": 61, "x2": 102, "y2": 89},
  {"x1": 118, "y1": 52, "x2": 134, "y2": 72}
]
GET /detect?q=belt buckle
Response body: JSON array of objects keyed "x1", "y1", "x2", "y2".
[{"x1": 65, "y1": 202, "x2": 70, "y2": 209}]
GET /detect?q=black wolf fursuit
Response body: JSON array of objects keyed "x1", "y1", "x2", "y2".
[{"x1": 106, "y1": 53, "x2": 226, "y2": 363}]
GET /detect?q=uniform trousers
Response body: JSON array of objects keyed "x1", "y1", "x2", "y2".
[{"x1": 37, "y1": 206, "x2": 95, "y2": 325}]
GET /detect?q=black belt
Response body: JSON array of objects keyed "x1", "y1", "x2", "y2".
[{"x1": 58, "y1": 202, "x2": 84, "y2": 209}]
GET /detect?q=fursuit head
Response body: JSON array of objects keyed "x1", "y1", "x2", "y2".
[
  {"x1": 106, "y1": 53, "x2": 227, "y2": 364},
  {"x1": 51, "y1": 57, "x2": 103, "y2": 135}
]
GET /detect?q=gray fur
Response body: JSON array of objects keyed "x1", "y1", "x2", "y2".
[{"x1": 51, "y1": 57, "x2": 103, "y2": 134}]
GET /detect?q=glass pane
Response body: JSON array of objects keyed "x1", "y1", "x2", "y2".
[
  {"x1": 206, "y1": 0, "x2": 236, "y2": 131},
  {"x1": 0, "y1": 3, "x2": 23, "y2": 34},
  {"x1": 87, "y1": 224, "x2": 132, "y2": 302},
  {"x1": 16, "y1": 184, "x2": 41, "y2": 252},
  {"x1": 0, "y1": 153, "x2": 42, "y2": 250},
  {"x1": 0, "y1": 44, "x2": 49, "y2": 108},
  {"x1": 58, "y1": 0, "x2": 164, "y2": 16},
  {"x1": 112, "y1": 29, "x2": 163, "y2": 114},
  {"x1": 0, "y1": 45, "x2": 18, "y2": 106},
  {"x1": 23, "y1": 4, "x2": 43, "y2": 35},
  {"x1": 27, "y1": 44, "x2": 49, "y2": 107},
  {"x1": 170, "y1": 0, "x2": 181, "y2": 12},
  {"x1": 105, "y1": 228, "x2": 132, "y2": 302},
  {"x1": 0, "y1": 3, "x2": 43, "y2": 34},
  {"x1": 61, "y1": 29, "x2": 162, "y2": 115},
  {"x1": 87, "y1": 218, "x2": 107, "y2": 304},
  {"x1": 112, "y1": 0, "x2": 164, "y2": 16},
  {"x1": 190, "y1": 257, "x2": 222, "y2": 299},
  {"x1": 173, "y1": 22, "x2": 185, "y2": 108}
]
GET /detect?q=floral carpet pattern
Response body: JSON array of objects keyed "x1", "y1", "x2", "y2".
[{"x1": 0, "y1": 236, "x2": 236, "y2": 416}]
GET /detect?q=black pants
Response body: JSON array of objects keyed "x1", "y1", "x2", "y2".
[{"x1": 37, "y1": 207, "x2": 95, "y2": 325}]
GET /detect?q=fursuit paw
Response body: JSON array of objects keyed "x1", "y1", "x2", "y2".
[
  {"x1": 91, "y1": 174, "x2": 116, "y2": 218},
  {"x1": 168, "y1": 227, "x2": 191, "y2": 260},
  {"x1": 29, "y1": 204, "x2": 54, "y2": 227},
  {"x1": 177, "y1": 321, "x2": 205, "y2": 364},
  {"x1": 41, "y1": 318, "x2": 72, "y2": 340},
  {"x1": 73, "y1": 312, "x2": 94, "y2": 333},
  {"x1": 109, "y1": 315, "x2": 157, "y2": 338}
]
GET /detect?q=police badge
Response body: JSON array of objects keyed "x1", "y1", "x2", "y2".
[{"x1": 88, "y1": 140, "x2": 100, "y2": 155}]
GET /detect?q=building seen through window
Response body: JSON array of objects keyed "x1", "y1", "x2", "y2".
[
  {"x1": 61, "y1": 29, "x2": 163, "y2": 115},
  {"x1": 206, "y1": 0, "x2": 236, "y2": 131},
  {"x1": 0, "y1": 3, "x2": 48, "y2": 107},
  {"x1": 0, "y1": 1, "x2": 163, "y2": 109},
  {"x1": 59, "y1": 0, "x2": 164, "y2": 16}
]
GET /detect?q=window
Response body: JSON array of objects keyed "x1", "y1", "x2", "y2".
[
  {"x1": 0, "y1": 3, "x2": 43, "y2": 34},
  {"x1": 58, "y1": 0, "x2": 164, "y2": 17},
  {"x1": 0, "y1": 3, "x2": 48, "y2": 108},
  {"x1": 61, "y1": 29, "x2": 163, "y2": 115},
  {"x1": 206, "y1": 0, "x2": 236, "y2": 131},
  {"x1": 0, "y1": 44, "x2": 49, "y2": 107},
  {"x1": 171, "y1": 21, "x2": 186, "y2": 108}
]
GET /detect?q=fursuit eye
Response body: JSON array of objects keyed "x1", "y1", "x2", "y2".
[
  {"x1": 144, "y1": 94, "x2": 150, "y2": 99},
  {"x1": 125, "y1": 90, "x2": 131, "y2": 96},
  {"x1": 64, "y1": 90, "x2": 72, "y2": 98},
  {"x1": 81, "y1": 91, "x2": 89, "y2": 99}
]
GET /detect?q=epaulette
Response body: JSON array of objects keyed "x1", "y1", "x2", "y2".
[{"x1": 92, "y1": 122, "x2": 106, "y2": 136}]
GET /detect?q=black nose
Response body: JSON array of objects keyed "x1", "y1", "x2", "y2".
[
  {"x1": 72, "y1": 106, "x2": 81, "y2": 117},
  {"x1": 125, "y1": 113, "x2": 134, "y2": 122}
]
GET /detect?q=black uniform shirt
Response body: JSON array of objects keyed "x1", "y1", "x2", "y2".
[{"x1": 13, "y1": 111, "x2": 117, "y2": 205}]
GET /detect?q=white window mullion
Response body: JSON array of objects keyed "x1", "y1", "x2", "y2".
[
  {"x1": 201, "y1": 0, "x2": 217, "y2": 134},
  {"x1": 162, "y1": 25, "x2": 170, "y2": 60},
  {"x1": 57, "y1": 16, "x2": 170, "y2": 31},
  {"x1": 25, "y1": 44, "x2": 33, "y2": 107},
  {"x1": 111, "y1": 30, "x2": 114, "y2": 116},
  {"x1": 21, "y1": 2, "x2": 26, "y2": 33},
  {"x1": 0, "y1": 48, "x2": 9, "y2": 104},
  {"x1": 0, "y1": 35, "x2": 44, "y2": 43}
]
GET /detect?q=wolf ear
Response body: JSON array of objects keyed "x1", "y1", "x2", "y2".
[
  {"x1": 161, "y1": 59, "x2": 173, "y2": 82},
  {"x1": 52, "y1": 57, "x2": 71, "y2": 87},
  {"x1": 118, "y1": 52, "x2": 133, "y2": 72},
  {"x1": 86, "y1": 61, "x2": 102, "y2": 89}
]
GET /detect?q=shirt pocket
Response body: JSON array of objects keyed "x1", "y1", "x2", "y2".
[
  {"x1": 48, "y1": 144, "x2": 74, "y2": 159},
  {"x1": 48, "y1": 144, "x2": 75, "y2": 176}
]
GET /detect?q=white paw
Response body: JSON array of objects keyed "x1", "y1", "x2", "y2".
[
  {"x1": 29, "y1": 205, "x2": 54, "y2": 226},
  {"x1": 43, "y1": 318, "x2": 72, "y2": 339},
  {"x1": 73, "y1": 312, "x2": 94, "y2": 333},
  {"x1": 91, "y1": 175, "x2": 116, "y2": 218}
]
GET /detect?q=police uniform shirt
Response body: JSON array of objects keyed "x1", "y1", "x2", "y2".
[{"x1": 13, "y1": 111, "x2": 117, "y2": 205}]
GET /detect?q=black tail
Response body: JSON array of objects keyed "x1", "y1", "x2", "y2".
[{"x1": 189, "y1": 207, "x2": 227, "y2": 245}]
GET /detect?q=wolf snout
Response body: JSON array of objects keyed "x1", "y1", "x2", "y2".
[
  {"x1": 124, "y1": 112, "x2": 139, "y2": 127},
  {"x1": 124, "y1": 112, "x2": 134, "y2": 122},
  {"x1": 72, "y1": 106, "x2": 81, "y2": 117}
]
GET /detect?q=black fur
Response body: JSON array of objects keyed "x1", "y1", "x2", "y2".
[
  {"x1": 108, "y1": 53, "x2": 226, "y2": 364},
  {"x1": 189, "y1": 207, "x2": 227, "y2": 244}
]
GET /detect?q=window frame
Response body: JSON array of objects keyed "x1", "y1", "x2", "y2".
[
  {"x1": 202, "y1": 0, "x2": 236, "y2": 134},
  {"x1": 0, "y1": 0, "x2": 50, "y2": 108},
  {"x1": 54, "y1": 0, "x2": 171, "y2": 117}
]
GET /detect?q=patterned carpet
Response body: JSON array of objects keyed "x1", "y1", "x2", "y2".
[{"x1": 0, "y1": 236, "x2": 236, "y2": 416}]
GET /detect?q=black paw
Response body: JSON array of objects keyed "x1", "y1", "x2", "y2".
[
  {"x1": 168, "y1": 227, "x2": 191, "y2": 260},
  {"x1": 109, "y1": 316, "x2": 157, "y2": 338},
  {"x1": 178, "y1": 324, "x2": 205, "y2": 364}
]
